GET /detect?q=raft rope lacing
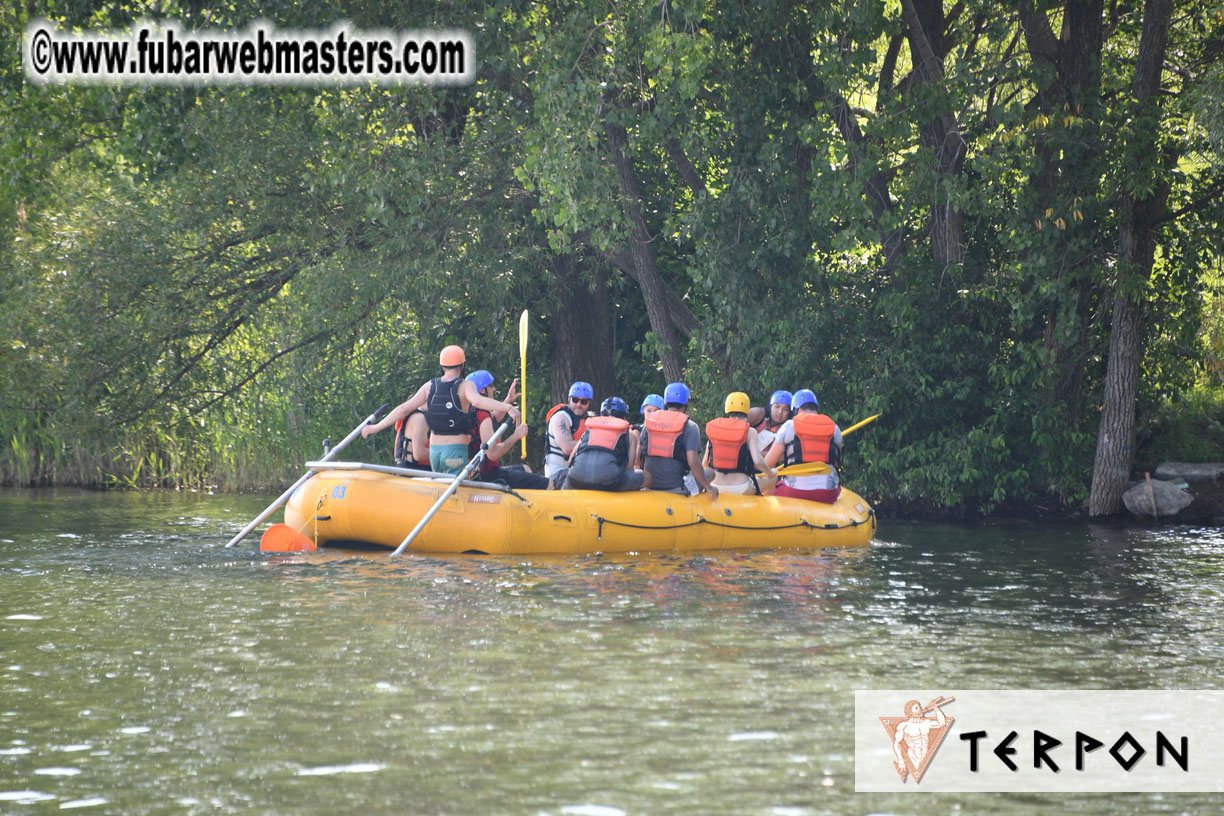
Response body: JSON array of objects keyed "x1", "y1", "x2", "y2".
[{"x1": 593, "y1": 509, "x2": 875, "y2": 541}]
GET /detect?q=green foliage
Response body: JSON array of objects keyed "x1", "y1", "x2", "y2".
[
  {"x1": 1136, "y1": 386, "x2": 1224, "y2": 471},
  {"x1": 1, "y1": 0, "x2": 1221, "y2": 517}
]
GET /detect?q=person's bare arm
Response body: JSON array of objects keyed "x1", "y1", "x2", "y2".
[{"x1": 363, "y1": 382, "x2": 430, "y2": 437}]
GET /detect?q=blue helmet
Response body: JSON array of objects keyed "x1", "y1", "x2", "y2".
[
  {"x1": 791, "y1": 389, "x2": 818, "y2": 411},
  {"x1": 466, "y1": 370, "x2": 494, "y2": 392},
  {"x1": 568, "y1": 381, "x2": 594, "y2": 400},
  {"x1": 663, "y1": 382, "x2": 690, "y2": 406},
  {"x1": 640, "y1": 393, "x2": 664, "y2": 413},
  {"x1": 601, "y1": 396, "x2": 629, "y2": 418},
  {"x1": 769, "y1": 390, "x2": 793, "y2": 408}
]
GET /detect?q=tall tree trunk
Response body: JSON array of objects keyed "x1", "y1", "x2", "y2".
[
  {"x1": 547, "y1": 252, "x2": 616, "y2": 407},
  {"x1": 605, "y1": 118, "x2": 686, "y2": 382},
  {"x1": 1088, "y1": 0, "x2": 1174, "y2": 515},
  {"x1": 901, "y1": 0, "x2": 966, "y2": 267},
  {"x1": 1018, "y1": 1, "x2": 1104, "y2": 426}
]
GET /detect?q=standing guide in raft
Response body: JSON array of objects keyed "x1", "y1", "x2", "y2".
[
  {"x1": 562, "y1": 396, "x2": 649, "y2": 492},
  {"x1": 704, "y1": 392, "x2": 776, "y2": 495},
  {"x1": 362, "y1": 345, "x2": 521, "y2": 475},
  {"x1": 544, "y1": 381, "x2": 593, "y2": 478},
  {"x1": 764, "y1": 389, "x2": 843, "y2": 503},
  {"x1": 639, "y1": 382, "x2": 719, "y2": 500}
]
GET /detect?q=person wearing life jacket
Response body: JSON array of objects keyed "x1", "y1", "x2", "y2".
[
  {"x1": 563, "y1": 395, "x2": 648, "y2": 491},
  {"x1": 632, "y1": 393, "x2": 664, "y2": 469},
  {"x1": 763, "y1": 389, "x2": 843, "y2": 503},
  {"x1": 392, "y1": 408, "x2": 430, "y2": 469},
  {"x1": 544, "y1": 381, "x2": 593, "y2": 478},
  {"x1": 639, "y1": 382, "x2": 719, "y2": 500},
  {"x1": 465, "y1": 370, "x2": 551, "y2": 490},
  {"x1": 703, "y1": 392, "x2": 776, "y2": 495},
  {"x1": 754, "y1": 389, "x2": 793, "y2": 456},
  {"x1": 362, "y1": 345, "x2": 521, "y2": 476}
]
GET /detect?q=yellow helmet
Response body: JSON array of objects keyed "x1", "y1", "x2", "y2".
[{"x1": 724, "y1": 391, "x2": 751, "y2": 415}]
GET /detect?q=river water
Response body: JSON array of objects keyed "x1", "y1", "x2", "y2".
[{"x1": 1, "y1": 488, "x2": 1221, "y2": 814}]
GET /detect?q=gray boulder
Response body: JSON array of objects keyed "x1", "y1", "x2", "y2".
[
  {"x1": 1122, "y1": 478, "x2": 1193, "y2": 517},
  {"x1": 1153, "y1": 462, "x2": 1224, "y2": 483}
]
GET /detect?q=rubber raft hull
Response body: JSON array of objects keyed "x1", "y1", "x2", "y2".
[{"x1": 283, "y1": 469, "x2": 876, "y2": 555}]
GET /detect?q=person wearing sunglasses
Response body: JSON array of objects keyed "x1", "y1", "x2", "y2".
[{"x1": 543, "y1": 381, "x2": 594, "y2": 479}]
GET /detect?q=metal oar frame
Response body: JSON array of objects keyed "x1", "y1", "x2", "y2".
[{"x1": 303, "y1": 460, "x2": 531, "y2": 503}]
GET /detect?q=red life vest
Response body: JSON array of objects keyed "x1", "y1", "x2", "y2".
[
  {"x1": 575, "y1": 416, "x2": 630, "y2": 468},
  {"x1": 545, "y1": 404, "x2": 587, "y2": 459},
  {"x1": 706, "y1": 417, "x2": 752, "y2": 474},
  {"x1": 469, "y1": 408, "x2": 501, "y2": 476},
  {"x1": 786, "y1": 413, "x2": 836, "y2": 465},
  {"x1": 644, "y1": 410, "x2": 689, "y2": 465}
]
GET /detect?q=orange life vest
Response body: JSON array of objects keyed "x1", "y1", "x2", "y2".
[
  {"x1": 706, "y1": 417, "x2": 752, "y2": 474},
  {"x1": 575, "y1": 416, "x2": 631, "y2": 467},
  {"x1": 786, "y1": 413, "x2": 836, "y2": 465},
  {"x1": 644, "y1": 410, "x2": 690, "y2": 465}
]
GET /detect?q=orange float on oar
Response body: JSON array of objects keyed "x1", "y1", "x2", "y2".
[{"x1": 260, "y1": 523, "x2": 317, "y2": 552}]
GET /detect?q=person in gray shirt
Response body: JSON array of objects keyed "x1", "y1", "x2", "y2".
[{"x1": 638, "y1": 382, "x2": 719, "y2": 500}]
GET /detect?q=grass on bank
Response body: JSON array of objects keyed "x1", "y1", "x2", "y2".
[{"x1": 1135, "y1": 384, "x2": 1224, "y2": 472}]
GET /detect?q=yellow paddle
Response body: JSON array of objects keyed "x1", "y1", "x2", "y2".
[
  {"x1": 842, "y1": 414, "x2": 881, "y2": 436},
  {"x1": 518, "y1": 309, "x2": 529, "y2": 459},
  {"x1": 773, "y1": 461, "x2": 833, "y2": 477},
  {"x1": 762, "y1": 414, "x2": 881, "y2": 476}
]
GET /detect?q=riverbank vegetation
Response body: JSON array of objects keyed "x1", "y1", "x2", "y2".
[{"x1": 3, "y1": 0, "x2": 1222, "y2": 517}]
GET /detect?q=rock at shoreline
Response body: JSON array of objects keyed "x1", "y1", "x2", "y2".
[
  {"x1": 1153, "y1": 462, "x2": 1224, "y2": 483},
  {"x1": 1122, "y1": 478, "x2": 1193, "y2": 518}
]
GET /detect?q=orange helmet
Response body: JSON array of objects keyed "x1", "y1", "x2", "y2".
[{"x1": 439, "y1": 345, "x2": 466, "y2": 367}]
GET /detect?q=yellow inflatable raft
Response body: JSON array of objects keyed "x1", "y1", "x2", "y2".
[{"x1": 278, "y1": 462, "x2": 876, "y2": 555}]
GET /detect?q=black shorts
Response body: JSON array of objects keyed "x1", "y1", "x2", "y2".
[{"x1": 483, "y1": 465, "x2": 550, "y2": 490}]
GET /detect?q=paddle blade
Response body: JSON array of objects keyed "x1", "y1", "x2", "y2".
[
  {"x1": 260, "y1": 524, "x2": 317, "y2": 552},
  {"x1": 772, "y1": 461, "x2": 832, "y2": 477}
]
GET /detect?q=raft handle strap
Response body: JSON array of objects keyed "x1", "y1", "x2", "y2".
[{"x1": 594, "y1": 510, "x2": 875, "y2": 535}]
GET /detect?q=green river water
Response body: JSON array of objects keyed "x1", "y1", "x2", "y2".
[{"x1": 0, "y1": 487, "x2": 1221, "y2": 814}]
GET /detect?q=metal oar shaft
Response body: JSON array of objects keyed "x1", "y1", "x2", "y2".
[
  {"x1": 391, "y1": 420, "x2": 513, "y2": 557},
  {"x1": 224, "y1": 404, "x2": 387, "y2": 548},
  {"x1": 302, "y1": 461, "x2": 519, "y2": 494}
]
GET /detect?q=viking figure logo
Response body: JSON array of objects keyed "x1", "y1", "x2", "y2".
[{"x1": 878, "y1": 695, "x2": 955, "y2": 783}]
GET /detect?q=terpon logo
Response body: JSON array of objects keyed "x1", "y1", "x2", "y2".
[
  {"x1": 878, "y1": 695, "x2": 955, "y2": 783},
  {"x1": 854, "y1": 690, "x2": 1219, "y2": 793}
]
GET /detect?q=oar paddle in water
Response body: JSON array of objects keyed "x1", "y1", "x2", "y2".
[
  {"x1": 761, "y1": 413, "x2": 881, "y2": 477},
  {"x1": 224, "y1": 403, "x2": 388, "y2": 548},
  {"x1": 391, "y1": 418, "x2": 514, "y2": 557}
]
